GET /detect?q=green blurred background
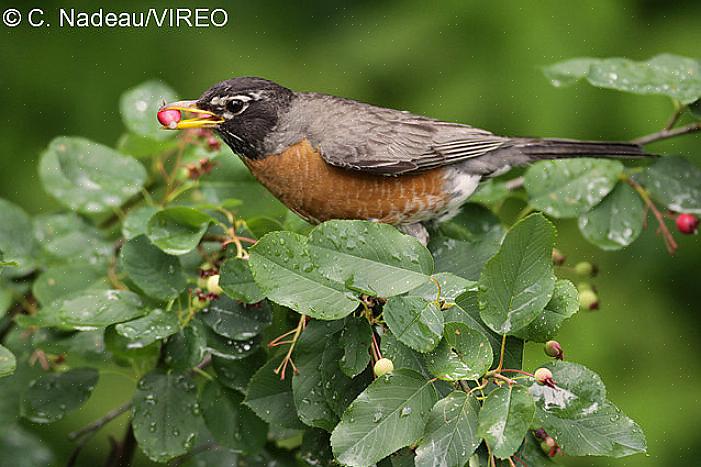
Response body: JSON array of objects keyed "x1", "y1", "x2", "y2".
[{"x1": 1, "y1": 0, "x2": 700, "y2": 465}]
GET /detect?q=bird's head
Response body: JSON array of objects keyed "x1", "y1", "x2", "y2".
[{"x1": 158, "y1": 76, "x2": 293, "y2": 158}]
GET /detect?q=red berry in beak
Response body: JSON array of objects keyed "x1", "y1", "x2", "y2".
[
  {"x1": 675, "y1": 213, "x2": 699, "y2": 235},
  {"x1": 157, "y1": 109, "x2": 182, "y2": 128}
]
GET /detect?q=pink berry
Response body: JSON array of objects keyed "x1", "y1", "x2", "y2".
[
  {"x1": 676, "y1": 213, "x2": 699, "y2": 235},
  {"x1": 157, "y1": 109, "x2": 181, "y2": 127}
]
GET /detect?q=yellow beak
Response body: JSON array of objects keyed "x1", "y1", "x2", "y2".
[{"x1": 159, "y1": 100, "x2": 224, "y2": 129}]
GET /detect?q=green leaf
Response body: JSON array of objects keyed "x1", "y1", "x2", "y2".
[
  {"x1": 121, "y1": 235, "x2": 187, "y2": 301},
  {"x1": 339, "y1": 316, "x2": 373, "y2": 378},
  {"x1": 449, "y1": 292, "x2": 524, "y2": 370},
  {"x1": 530, "y1": 361, "x2": 646, "y2": 457},
  {"x1": 201, "y1": 380, "x2": 267, "y2": 454},
  {"x1": 414, "y1": 391, "x2": 481, "y2": 467},
  {"x1": 203, "y1": 325, "x2": 260, "y2": 361},
  {"x1": 120, "y1": 80, "x2": 178, "y2": 139},
  {"x1": 122, "y1": 205, "x2": 160, "y2": 240},
  {"x1": 58, "y1": 289, "x2": 145, "y2": 330},
  {"x1": 384, "y1": 296, "x2": 444, "y2": 353},
  {"x1": 578, "y1": 183, "x2": 645, "y2": 250},
  {"x1": 39, "y1": 137, "x2": 147, "y2": 214},
  {"x1": 292, "y1": 320, "x2": 345, "y2": 430},
  {"x1": 321, "y1": 338, "x2": 373, "y2": 418},
  {"x1": 0, "y1": 345, "x2": 16, "y2": 378},
  {"x1": 244, "y1": 355, "x2": 304, "y2": 429},
  {"x1": 308, "y1": 220, "x2": 433, "y2": 297},
  {"x1": 330, "y1": 369, "x2": 439, "y2": 466},
  {"x1": 115, "y1": 308, "x2": 180, "y2": 348},
  {"x1": 117, "y1": 133, "x2": 177, "y2": 159},
  {"x1": 132, "y1": 370, "x2": 199, "y2": 463},
  {"x1": 479, "y1": 214, "x2": 556, "y2": 335},
  {"x1": 544, "y1": 54, "x2": 701, "y2": 104},
  {"x1": 0, "y1": 199, "x2": 35, "y2": 274},
  {"x1": 637, "y1": 156, "x2": 701, "y2": 214},
  {"x1": 380, "y1": 332, "x2": 433, "y2": 378},
  {"x1": 33, "y1": 213, "x2": 112, "y2": 265},
  {"x1": 424, "y1": 322, "x2": 492, "y2": 381},
  {"x1": 212, "y1": 350, "x2": 267, "y2": 393},
  {"x1": 32, "y1": 264, "x2": 107, "y2": 307},
  {"x1": 146, "y1": 207, "x2": 212, "y2": 255},
  {"x1": 300, "y1": 430, "x2": 336, "y2": 467},
  {"x1": 164, "y1": 321, "x2": 207, "y2": 370},
  {"x1": 200, "y1": 296, "x2": 271, "y2": 340},
  {"x1": 219, "y1": 256, "x2": 265, "y2": 304},
  {"x1": 0, "y1": 427, "x2": 54, "y2": 467},
  {"x1": 477, "y1": 385, "x2": 535, "y2": 459},
  {"x1": 542, "y1": 57, "x2": 600, "y2": 87},
  {"x1": 511, "y1": 280, "x2": 578, "y2": 342},
  {"x1": 525, "y1": 159, "x2": 624, "y2": 218},
  {"x1": 249, "y1": 231, "x2": 358, "y2": 320},
  {"x1": 21, "y1": 368, "x2": 99, "y2": 423}
]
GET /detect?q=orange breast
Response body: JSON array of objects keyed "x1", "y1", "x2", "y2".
[{"x1": 243, "y1": 139, "x2": 450, "y2": 224}]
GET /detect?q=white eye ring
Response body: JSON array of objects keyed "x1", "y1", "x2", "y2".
[{"x1": 226, "y1": 98, "x2": 249, "y2": 115}]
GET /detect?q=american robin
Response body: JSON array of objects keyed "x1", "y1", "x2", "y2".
[{"x1": 160, "y1": 77, "x2": 649, "y2": 242}]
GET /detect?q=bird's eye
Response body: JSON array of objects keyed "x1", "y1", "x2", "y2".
[{"x1": 226, "y1": 99, "x2": 248, "y2": 115}]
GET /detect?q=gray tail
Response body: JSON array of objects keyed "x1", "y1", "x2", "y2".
[{"x1": 518, "y1": 138, "x2": 651, "y2": 160}]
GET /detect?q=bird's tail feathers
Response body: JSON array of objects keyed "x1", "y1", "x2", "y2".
[{"x1": 517, "y1": 138, "x2": 652, "y2": 160}]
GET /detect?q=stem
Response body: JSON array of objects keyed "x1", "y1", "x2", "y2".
[
  {"x1": 664, "y1": 103, "x2": 685, "y2": 131},
  {"x1": 68, "y1": 402, "x2": 133, "y2": 441},
  {"x1": 632, "y1": 121, "x2": 701, "y2": 145},
  {"x1": 626, "y1": 178, "x2": 678, "y2": 254},
  {"x1": 103, "y1": 423, "x2": 136, "y2": 467},
  {"x1": 496, "y1": 335, "x2": 507, "y2": 372},
  {"x1": 500, "y1": 368, "x2": 535, "y2": 378},
  {"x1": 274, "y1": 315, "x2": 306, "y2": 380}
]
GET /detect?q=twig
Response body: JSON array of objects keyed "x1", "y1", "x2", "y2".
[
  {"x1": 69, "y1": 402, "x2": 133, "y2": 441},
  {"x1": 274, "y1": 314, "x2": 306, "y2": 379},
  {"x1": 505, "y1": 176, "x2": 525, "y2": 191},
  {"x1": 169, "y1": 442, "x2": 219, "y2": 467},
  {"x1": 626, "y1": 178, "x2": 678, "y2": 254},
  {"x1": 632, "y1": 121, "x2": 701, "y2": 145}
]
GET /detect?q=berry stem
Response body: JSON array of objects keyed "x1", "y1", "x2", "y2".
[
  {"x1": 626, "y1": 178, "x2": 678, "y2": 254},
  {"x1": 274, "y1": 314, "x2": 306, "y2": 380}
]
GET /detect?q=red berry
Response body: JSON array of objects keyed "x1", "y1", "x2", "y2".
[
  {"x1": 676, "y1": 213, "x2": 699, "y2": 235},
  {"x1": 207, "y1": 136, "x2": 221, "y2": 151},
  {"x1": 157, "y1": 109, "x2": 182, "y2": 128}
]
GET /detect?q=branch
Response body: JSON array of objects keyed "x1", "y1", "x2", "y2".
[
  {"x1": 632, "y1": 121, "x2": 701, "y2": 145},
  {"x1": 626, "y1": 178, "x2": 678, "y2": 254},
  {"x1": 68, "y1": 402, "x2": 133, "y2": 441}
]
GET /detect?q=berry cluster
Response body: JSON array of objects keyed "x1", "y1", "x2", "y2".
[
  {"x1": 534, "y1": 428, "x2": 562, "y2": 458},
  {"x1": 185, "y1": 157, "x2": 217, "y2": 180},
  {"x1": 191, "y1": 266, "x2": 223, "y2": 308}
]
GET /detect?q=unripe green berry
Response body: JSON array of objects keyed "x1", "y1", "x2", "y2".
[
  {"x1": 579, "y1": 289, "x2": 599, "y2": 310},
  {"x1": 206, "y1": 274, "x2": 223, "y2": 295},
  {"x1": 192, "y1": 296, "x2": 207, "y2": 309},
  {"x1": 534, "y1": 367, "x2": 554, "y2": 385},
  {"x1": 373, "y1": 358, "x2": 394, "y2": 377},
  {"x1": 574, "y1": 261, "x2": 596, "y2": 277},
  {"x1": 544, "y1": 340, "x2": 563, "y2": 359}
]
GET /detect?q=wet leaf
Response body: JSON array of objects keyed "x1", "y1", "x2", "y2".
[
  {"x1": 163, "y1": 321, "x2": 207, "y2": 371},
  {"x1": 477, "y1": 385, "x2": 535, "y2": 459},
  {"x1": 120, "y1": 235, "x2": 187, "y2": 301},
  {"x1": 120, "y1": 80, "x2": 178, "y2": 139},
  {"x1": 33, "y1": 213, "x2": 112, "y2": 266},
  {"x1": 292, "y1": 320, "x2": 344, "y2": 430},
  {"x1": 115, "y1": 308, "x2": 180, "y2": 348},
  {"x1": 0, "y1": 199, "x2": 35, "y2": 276},
  {"x1": 380, "y1": 331, "x2": 433, "y2": 379},
  {"x1": 249, "y1": 231, "x2": 358, "y2": 320},
  {"x1": 21, "y1": 368, "x2": 99, "y2": 423},
  {"x1": 408, "y1": 273, "x2": 476, "y2": 304},
  {"x1": 199, "y1": 296, "x2": 271, "y2": 340},
  {"x1": 244, "y1": 355, "x2": 304, "y2": 429},
  {"x1": 530, "y1": 361, "x2": 646, "y2": 457},
  {"x1": 201, "y1": 380, "x2": 267, "y2": 454},
  {"x1": 0, "y1": 427, "x2": 54, "y2": 467},
  {"x1": 203, "y1": 325, "x2": 260, "y2": 361},
  {"x1": 415, "y1": 391, "x2": 481, "y2": 467},
  {"x1": 32, "y1": 264, "x2": 108, "y2": 307},
  {"x1": 637, "y1": 156, "x2": 701, "y2": 214},
  {"x1": 212, "y1": 350, "x2": 267, "y2": 393},
  {"x1": 339, "y1": 316, "x2": 373, "y2": 378},
  {"x1": 58, "y1": 289, "x2": 145, "y2": 330},
  {"x1": 525, "y1": 159, "x2": 624, "y2": 218},
  {"x1": 512, "y1": 280, "x2": 578, "y2": 342},
  {"x1": 543, "y1": 57, "x2": 600, "y2": 87},
  {"x1": 578, "y1": 183, "x2": 645, "y2": 250},
  {"x1": 308, "y1": 220, "x2": 433, "y2": 297},
  {"x1": 330, "y1": 369, "x2": 439, "y2": 466},
  {"x1": 132, "y1": 370, "x2": 199, "y2": 463},
  {"x1": 122, "y1": 205, "x2": 160, "y2": 240},
  {"x1": 320, "y1": 338, "x2": 372, "y2": 418},
  {"x1": 384, "y1": 296, "x2": 444, "y2": 353},
  {"x1": 424, "y1": 322, "x2": 492, "y2": 381},
  {"x1": 0, "y1": 345, "x2": 16, "y2": 378},
  {"x1": 219, "y1": 257, "x2": 265, "y2": 304},
  {"x1": 146, "y1": 207, "x2": 212, "y2": 255},
  {"x1": 479, "y1": 214, "x2": 556, "y2": 335},
  {"x1": 39, "y1": 137, "x2": 147, "y2": 214}
]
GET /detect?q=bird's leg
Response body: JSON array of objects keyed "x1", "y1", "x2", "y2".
[{"x1": 397, "y1": 223, "x2": 430, "y2": 246}]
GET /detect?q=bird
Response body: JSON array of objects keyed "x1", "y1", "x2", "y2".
[{"x1": 159, "y1": 77, "x2": 651, "y2": 243}]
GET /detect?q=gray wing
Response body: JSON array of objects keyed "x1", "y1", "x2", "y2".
[{"x1": 283, "y1": 93, "x2": 513, "y2": 176}]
